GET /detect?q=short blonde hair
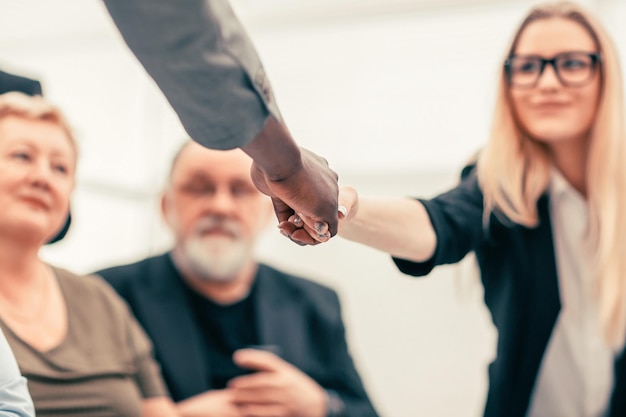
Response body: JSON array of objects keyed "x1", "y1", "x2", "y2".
[
  {"x1": 477, "y1": 2, "x2": 626, "y2": 347},
  {"x1": 0, "y1": 92, "x2": 78, "y2": 155}
]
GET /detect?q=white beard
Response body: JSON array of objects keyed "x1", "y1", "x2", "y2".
[{"x1": 182, "y1": 234, "x2": 251, "y2": 283}]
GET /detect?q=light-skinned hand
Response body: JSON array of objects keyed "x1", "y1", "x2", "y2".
[
  {"x1": 229, "y1": 349, "x2": 327, "y2": 417},
  {"x1": 176, "y1": 389, "x2": 242, "y2": 417},
  {"x1": 281, "y1": 185, "x2": 357, "y2": 244}
]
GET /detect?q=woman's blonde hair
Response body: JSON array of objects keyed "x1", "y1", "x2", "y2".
[
  {"x1": 0, "y1": 92, "x2": 78, "y2": 155},
  {"x1": 477, "y1": 2, "x2": 626, "y2": 348}
]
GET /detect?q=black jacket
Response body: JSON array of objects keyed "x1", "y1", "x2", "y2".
[
  {"x1": 97, "y1": 254, "x2": 379, "y2": 417},
  {"x1": 0, "y1": 70, "x2": 42, "y2": 95},
  {"x1": 394, "y1": 167, "x2": 626, "y2": 417}
]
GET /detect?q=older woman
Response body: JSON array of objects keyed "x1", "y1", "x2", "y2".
[
  {"x1": 0, "y1": 92, "x2": 178, "y2": 417},
  {"x1": 286, "y1": 2, "x2": 626, "y2": 417}
]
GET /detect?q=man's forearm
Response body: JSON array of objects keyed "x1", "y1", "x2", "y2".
[{"x1": 241, "y1": 116, "x2": 302, "y2": 180}]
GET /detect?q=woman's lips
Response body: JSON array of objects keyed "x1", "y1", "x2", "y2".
[{"x1": 19, "y1": 195, "x2": 50, "y2": 211}]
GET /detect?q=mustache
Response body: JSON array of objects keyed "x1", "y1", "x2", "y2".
[{"x1": 193, "y1": 216, "x2": 242, "y2": 238}]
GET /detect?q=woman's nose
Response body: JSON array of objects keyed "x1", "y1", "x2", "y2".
[
  {"x1": 536, "y1": 63, "x2": 562, "y2": 88},
  {"x1": 26, "y1": 160, "x2": 52, "y2": 189}
]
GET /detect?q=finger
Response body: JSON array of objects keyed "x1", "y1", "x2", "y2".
[
  {"x1": 319, "y1": 206, "x2": 339, "y2": 238},
  {"x1": 229, "y1": 372, "x2": 280, "y2": 390},
  {"x1": 338, "y1": 186, "x2": 358, "y2": 220},
  {"x1": 288, "y1": 205, "x2": 337, "y2": 239},
  {"x1": 290, "y1": 213, "x2": 330, "y2": 243},
  {"x1": 277, "y1": 222, "x2": 315, "y2": 245},
  {"x1": 290, "y1": 228, "x2": 321, "y2": 246},
  {"x1": 233, "y1": 349, "x2": 288, "y2": 373},
  {"x1": 338, "y1": 205, "x2": 348, "y2": 219},
  {"x1": 277, "y1": 221, "x2": 297, "y2": 238},
  {"x1": 286, "y1": 219, "x2": 325, "y2": 245},
  {"x1": 238, "y1": 403, "x2": 288, "y2": 417},
  {"x1": 231, "y1": 386, "x2": 281, "y2": 404},
  {"x1": 287, "y1": 197, "x2": 332, "y2": 236},
  {"x1": 271, "y1": 198, "x2": 294, "y2": 224},
  {"x1": 288, "y1": 214, "x2": 304, "y2": 228}
]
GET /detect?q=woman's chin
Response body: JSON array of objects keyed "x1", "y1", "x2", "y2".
[
  {"x1": 528, "y1": 127, "x2": 588, "y2": 146},
  {"x1": 0, "y1": 218, "x2": 56, "y2": 244}
]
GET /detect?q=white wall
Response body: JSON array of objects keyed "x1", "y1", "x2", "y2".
[{"x1": 1, "y1": 0, "x2": 625, "y2": 416}]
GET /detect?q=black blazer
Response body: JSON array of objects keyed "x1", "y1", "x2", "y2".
[
  {"x1": 394, "y1": 167, "x2": 626, "y2": 417},
  {"x1": 97, "y1": 254, "x2": 379, "y2": 417},
  {"x1": 0, "y1": 70, "x2": 42, "y2": 95}
]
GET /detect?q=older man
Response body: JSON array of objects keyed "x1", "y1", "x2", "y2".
[{"x1": 96, "y1": 141, "x2": 379, "y2": 417}]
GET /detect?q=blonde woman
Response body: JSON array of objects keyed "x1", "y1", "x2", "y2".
[
  {"x1": 0, "y1": 92, "x2": 179, "y2": 417},
  {"x1": 284, "y1": 2, "x2": 626, "y2": 417}
]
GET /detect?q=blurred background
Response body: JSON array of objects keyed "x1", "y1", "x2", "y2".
[{"x1": 1, "y1": 0, "x2": 625, "y2": 415}]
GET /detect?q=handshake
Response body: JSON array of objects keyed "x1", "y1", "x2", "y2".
[{"x1": 243, "y1": 117, "x2": 352, "y2": 247}]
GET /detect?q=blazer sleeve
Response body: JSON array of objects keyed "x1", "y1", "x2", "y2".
[
  {"x1": 322, "y1": 291, "x2": 380, "y2": 417},
  {"x1": 29, "y1": 80, "x2": 42, "y2": 96},
  {"x1": 393, "y1": 167, "x2": 484, "y2": 277},
  {"x1": 102, "y1": 0, "x2": 280, "y2": 150},
  {"x1": 0, "y1": 71, "x2": 42, "y2": 96},
  {"x1": 0, "y1": 329, "x2": 35, "y2": 417}
]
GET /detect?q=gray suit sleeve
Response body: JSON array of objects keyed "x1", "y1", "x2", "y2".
[
  {"x1": 103, "y1": 0, "x2": 281, "y2": 150},
  {"x1": 0, "y1": 329, "x2": 34, "y2": 417}
]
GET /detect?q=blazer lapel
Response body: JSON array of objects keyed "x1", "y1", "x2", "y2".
[
  {"x1": 610, "y1": 346, "x2": 626, "y2": 415},
  {"x1": 511, "y1": 197, "x2": 626, "y2": 417},
  {"x1": 513, "y1": 196, "x2": 562, "y2": 416},
  {"x1": 139, "y1": 254, "x2": 210, "y2": 399},
  {"x1": 253, "y1": 265, "x2": 309, "y2": 368}
]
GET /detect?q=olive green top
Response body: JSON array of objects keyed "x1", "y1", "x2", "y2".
[{"x1": 0, "y1": 267, "x2": 168, "y2": 417}]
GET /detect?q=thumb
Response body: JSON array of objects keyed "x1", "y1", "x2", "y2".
[
  {"x1": 338, "y1": 185, "x2": 358, "y2": 221},
  {"x1": 249, "y1": 163, "x2": 273, "y2": 197},
  {"x1": 272, "y1": 197, "x2": 295, "y2": 224},
  {"x1": 233, "y1": 348, "x2": 288, "y2": 373}
]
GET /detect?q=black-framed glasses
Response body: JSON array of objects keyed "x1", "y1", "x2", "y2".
[{"x1": 504, "y1": 51, "x2": 601, "y2": 88}]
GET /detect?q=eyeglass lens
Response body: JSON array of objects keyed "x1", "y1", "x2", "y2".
[{"x1": 507, "y1": 52, "x2": 597, "y2": 87}]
